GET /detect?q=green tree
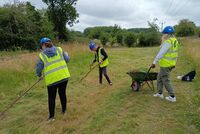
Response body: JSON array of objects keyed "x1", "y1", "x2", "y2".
[
  {"x1": 100, "y1": 32, "x2": 110, "y2": 46},
  {"x1": 124, "y1": 33, "x2": 136, "y2": 47},
  {"x1": 89, "y1": 29, "x2": 101, "y2": 39},
  {"x1": 69, "y1": 30, "x2": 89, "y2": 43},
  {"x1": 39, "y1": 10, "x2": 56, "y2": 40},
  {"x1": 137, "y1": 20, "x2": 160, "y2": 47},
  {"x1": 83, "y1": 26, "x2": 122, "y2": 39},
  {"x1": 174, "y1": 19, "x2": 196, "y2": 37},
  {"x1": 0, "y1": 3, "x2": 36, "y2": 50},
  {"x1": 42, "y1": 0, "x2": 79, "y2": 41},
  {"x1": 148, "y1": 20, "x2": 159, "y2": 32},
  {"x1": 138, "y1": 32, "x2": 160, "y2": 47},
  {"x1": 109, "y1": 37, "x2": 117, "y2": 46},
  {"x1": 116, "y1": 32, "x2": 123, "y2": 44},
  {"x1": 111, "y1": 24, "x2": 121, "y2": 37},
  {"x1": 138, "y1": 32, "x2": 147, "y2": 46},
  {"x1": 0, "y1": 2, "x2": 55, "y2": 51},
  {"x1": 198, "y1": 27, "x2": 200, "y2": 37},
  {"x1": 83, "y1": 27, "x2": 91, "y2": 37}
]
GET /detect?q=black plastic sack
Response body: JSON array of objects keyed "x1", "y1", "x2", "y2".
[{"x1": 182, "y1": 70, "x2": 196, "y2": 82}]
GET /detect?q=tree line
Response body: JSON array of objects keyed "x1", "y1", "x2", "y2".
[
  {"x1": 84, "y1": 23, "x2": 161, "y2": 47},
  {"x1": 0, "y1": 1, "x2": 199, "y2": 51},
  {"x1": 84, "y1": 19, "x2": 200, "y2": 47}
]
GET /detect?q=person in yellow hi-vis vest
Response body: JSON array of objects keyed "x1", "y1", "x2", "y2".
[
  {"x1": 89, "y1": 42, "x2": 112, "y2": 85},
  {"x1": 151, "y1": 26, "x2": 180, "y2": 102},
  {"x1": 36, "y1": 37, "x2": 70, "y2": 122}
]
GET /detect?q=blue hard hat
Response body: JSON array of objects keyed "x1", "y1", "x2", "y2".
[
  {"x1": 89, "y1": 41, "x2": 95, "y2": 50},
  {"x1": 162, "y1": 26, "x2": 175, "y2": 34},
  {"x1": 40, "y1": 37, "x2": 51, "y2": 44}
]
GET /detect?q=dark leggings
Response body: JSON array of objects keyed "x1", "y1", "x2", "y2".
[
  {"x1": 99, "y1": 66, "x2": 111, "y2": 84},
  {"x1": 47, "y1": 80, "x2": 68, "y2": 118}
]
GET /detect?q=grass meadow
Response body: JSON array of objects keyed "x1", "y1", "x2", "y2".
[{"x1": 0, "y1": 38, "x2": 200, "y2": 134}]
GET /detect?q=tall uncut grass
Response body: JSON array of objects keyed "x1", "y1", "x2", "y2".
[{"x1": 181, "y1": 37, "x2": 200, "y2": 131}]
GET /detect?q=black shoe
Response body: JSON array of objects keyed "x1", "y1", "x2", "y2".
[{"x1": 47, "y1": 117, "x2": 55, "y2": 122}]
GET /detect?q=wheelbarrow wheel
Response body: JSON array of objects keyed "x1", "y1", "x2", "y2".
[{"x1": 131, "y1": 81, "x2": 141, "y2": 91}]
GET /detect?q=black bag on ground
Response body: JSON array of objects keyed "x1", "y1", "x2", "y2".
[{"x1": 182, "y1": 70, "x2": 196, "y2": 82}]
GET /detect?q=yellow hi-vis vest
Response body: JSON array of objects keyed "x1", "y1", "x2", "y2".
[
  {"x1": 159, "y1": 37, "x2": 179, "y2": 67},
  {"x1": 97, "y1": 47, "x2": 109, "y2": 68},
  {"x1": 39, "y1": 47, "x2": 70, "y2": 86}
]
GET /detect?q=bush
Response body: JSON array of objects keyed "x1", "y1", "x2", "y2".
[
  {"x1": 0, "y1": 3, "x2": 55, "y2": 51},
  {"x1": 174, "y1": 19, "x2": 196, "y2": 37},
  {"x1": 116, "y1": 33, "x2": 123, "y2": 44},
  {"x1": 138, "y1": 32, "x2": 160, "y2": 47},
  {"x1": 124, "y1": 33, "x2": 136, "y2": 47},
  {"x1": 109, "y1": 37, "x2": 117, "y2": 46},
  {"x1": 89, "y1": 29, "x2": 101, "y2": 39},
  {"x1": 197, "y1": 28, "x2": 200, "y2": 37},
  {"x1": 100, "y1": 32, "x2": 110, "y2": 46}
]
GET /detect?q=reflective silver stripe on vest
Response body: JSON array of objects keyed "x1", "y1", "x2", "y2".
[
  {"x1": 44, "y1": 65, "x2": 67, "y2": 76},
  {"x1": 168, "y1": 50, "x2": 178, "y2": 54},
  {"x1": 45, "y1": 59, "x2": 64, "y2": 67},
  {"x1": 163, "y1": 57, "x2": 177, "y2": 61}
]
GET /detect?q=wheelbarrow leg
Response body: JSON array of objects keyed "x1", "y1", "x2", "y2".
[
  {"x1": 140, "y1": 82, "x2": 144, "y2": 89},
  {"x1": 145, "y1": 81, "x2": 154, "y2": 91},
  {"x1": 150, "y1": 80, "x2": 155, "y2": 91}
]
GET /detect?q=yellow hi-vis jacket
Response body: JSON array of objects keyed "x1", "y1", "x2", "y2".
[
  {"x1": 39, "y1": 47, "x2": 70, "y2": 86},
  {"x1": 97, "y1": 47, "x2": 109, "y2": 68},
  {"x1": 159, "y1": 37, "x2": 180, "y2": 67}
]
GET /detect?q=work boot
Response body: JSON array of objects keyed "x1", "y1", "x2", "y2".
[
  {"x1": 153, "y1": 93, "x2": 164, "y2": 99},
  {"x1": 165, "y1": 96, "x2": 176, "y2": 102}
]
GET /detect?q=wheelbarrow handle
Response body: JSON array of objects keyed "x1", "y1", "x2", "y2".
[
  {"x1": 144, "y1": 67, "x2": 152, "y2": 80},
  {"x1": 147, "y1": 67, "x2": 152, "y2": 74}
]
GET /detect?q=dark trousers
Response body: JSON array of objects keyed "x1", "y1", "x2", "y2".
[
  {"x1": 47, "y1": 80, "x2": 68, "y2": 118},
  {"x1": 99, "y1": 66, "x2": 111, "y2": 84}
]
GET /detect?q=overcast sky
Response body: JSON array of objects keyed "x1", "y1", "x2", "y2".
[{"x1": 0, "y1": 0, "x2": 199, "y2": 32}]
